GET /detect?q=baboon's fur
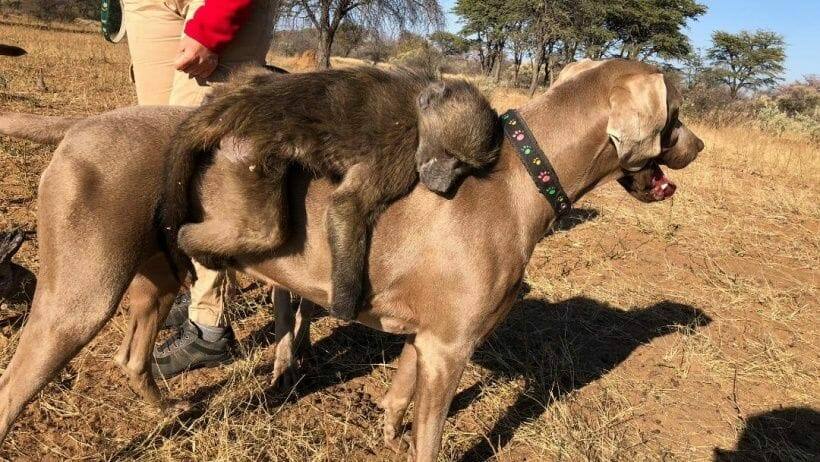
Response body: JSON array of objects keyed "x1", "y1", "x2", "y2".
[{"x1": 162, "y1": 66, "x2": 500, "y2": 320}]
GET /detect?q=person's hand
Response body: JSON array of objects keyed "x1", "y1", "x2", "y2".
[{"x1": 174, "y1": 34, "x2": 218, "y2": 79}]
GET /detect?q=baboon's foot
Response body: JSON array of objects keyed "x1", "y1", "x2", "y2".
[{"x1": 328, "y1": 283, "x2": 359, "y2": 321}]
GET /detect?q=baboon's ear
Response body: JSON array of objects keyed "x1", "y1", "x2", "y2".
[
  {"x1": 607, "y1": 73, "x2": 668, "y2": 171},
  {"x1": 418, "y1": 81, "x2": 449, "y2": 109}
]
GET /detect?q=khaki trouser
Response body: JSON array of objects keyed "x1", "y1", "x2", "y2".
[{"x1": 123, "y1": 0, "x2": 274, "y2": 326}]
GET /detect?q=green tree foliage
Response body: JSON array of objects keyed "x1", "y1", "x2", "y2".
[
  {"x1": 429, "y1": 31, "x2": 470, "y2": 56},
  {"x1": 707, "y1": 30, "x2": 786, "y2": 98},
  {"x1": 605, "y1": 0, "x2": 706, "y2": 59},
  {"x1": 453, "y1": 0, "x2": 705, "y2": 94}
]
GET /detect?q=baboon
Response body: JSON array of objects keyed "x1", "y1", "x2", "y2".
[{"x1": 162, "y1": 66, "x2": 501, "y2": 320}]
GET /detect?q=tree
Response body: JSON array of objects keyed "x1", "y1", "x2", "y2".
[
  {"x1": 707, "y1": 30, "x2": 786, "y2": 98},
  {"x1": 429, "y1": 31, "x2": 470, "y2": 56},
  {"x1": 454, "y1": 0, "x2": 515, "y2": 76},
  {"x1": 333, "y1": 22, "x2": 366, "y2": 57},
  {"x1": 605, "y1": 0, "x2": 706, "y2": 60},
  {"x1": 290, "y1": 0, "x2": 442, "y2": 68}
]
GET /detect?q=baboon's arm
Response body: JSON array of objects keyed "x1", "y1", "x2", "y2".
[{"x1": 326, "y1": 167, "x2": 372, "y2": 321}]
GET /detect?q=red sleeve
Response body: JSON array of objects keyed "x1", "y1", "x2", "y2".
[{"x1": 184, "y1": 0, "x2": 254, "y2": 53}]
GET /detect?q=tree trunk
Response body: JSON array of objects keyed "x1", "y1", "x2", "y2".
[
  {"x1": 513, "y1": 62, "x2": 520, "y2": 87},
  {"x1": 493, "y1": 53, "x2": 503, "y2": 84},
  {"x1": 528, "y1": 45, "x2": 545, "y2": 97},
  {"x1": 316, "y1": 29, "x2": 334, "y2": 69},
  {"x1": 547, "y1": 53, "x2": 557, "y2": 87}
]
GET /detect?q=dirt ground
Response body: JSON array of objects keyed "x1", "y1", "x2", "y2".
[{"x1": 1, "y1": 21, "x2": 818, "y2": 461}]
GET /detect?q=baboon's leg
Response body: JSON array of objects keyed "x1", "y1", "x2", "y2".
[
  {"x1": 379, "y1": 338, "x2": 417, "y2": 453},
  {"x1": 410, "y1": 332, "x2": 473, "y2": 462},
  {"x1": 114, "y1": 253, "x2": 181, "y2": 409},
  {"x1": 272, "y1": 288, "x2": 316, "y2": 389},
  {"x1": 0, "y1": 253, "x2": 137, "y2": 442},
  {"x1": 326, "y1": 163, "x2": 379, "y2": 321},
  {"x1": 178, "y1": 166, "x2": 289, "y2": 264}
]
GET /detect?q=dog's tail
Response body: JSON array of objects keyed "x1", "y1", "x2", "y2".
[
  {"x1": 0, "y1": 112, "x2": 85, "y2": 145},
  {"x1": 0, "y1": 45, "x2": 27, "y2": 57}
]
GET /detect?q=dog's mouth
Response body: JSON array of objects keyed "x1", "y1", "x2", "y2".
[{"x1": 618, "y1": 162, "x2": 677, "y2": 202}]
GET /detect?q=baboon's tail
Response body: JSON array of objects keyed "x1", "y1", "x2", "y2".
[{"x1": 0, "y1": 112, "x2": 85, "y2": 145}]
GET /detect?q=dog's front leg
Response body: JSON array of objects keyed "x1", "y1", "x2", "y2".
[
  {"x1": 409, "y1": 332, "x2": 473, "y2": 462},
  {"x1": 379, "y1": 338, "x2": 417, "y2": 453},
  {"x1": 271, "y1": 288, "x2": 315, "y2": 388}
]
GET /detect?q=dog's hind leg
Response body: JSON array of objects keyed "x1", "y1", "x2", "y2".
[
  {"x1": 409, "y1": 332, "x2": 473, "y2": 462},
  {"x1": 114, "y1": 253, "x2": 181, "y2": 410},
  {"x1": 0, "y1": 250, "x2": 137, "y2": 442}
]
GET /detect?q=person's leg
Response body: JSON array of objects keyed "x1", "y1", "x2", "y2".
[
  {"x1": 153, "y1": 0, "x2": 276, "y2": 379},
  {"x1": 122, "y1": 0, "x2": 182, "y2": 105},
  {"x1": 122, "y1": 0, "x2": 236, "y2": 379}
]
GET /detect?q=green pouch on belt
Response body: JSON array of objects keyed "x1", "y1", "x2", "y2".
[{"x1": 101, "y1": 0, "x2": 126, "y2": 43}]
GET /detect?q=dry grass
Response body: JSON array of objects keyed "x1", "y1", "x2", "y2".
[{"x1": 1, "y1": 22, "x2": 819, "y2": 461}]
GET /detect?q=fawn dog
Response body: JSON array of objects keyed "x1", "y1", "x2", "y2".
[{"x1": 0, "y1": 59, "x2": 703, "y2": 460}]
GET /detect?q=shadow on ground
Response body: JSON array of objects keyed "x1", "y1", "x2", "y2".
[
  {"x1": 112, "y1": 293, "x2": 711, "y2": 459},
  {"x1": 713, "y1": 407, "x2": 820, "y2": 462},
  {"x1": 457, "y1": 296, "x2": 711, "y2": 461}
]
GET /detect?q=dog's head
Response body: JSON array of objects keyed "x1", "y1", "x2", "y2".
[{"x1": 597, "y1": 63, "x2": 704, "y2": 202}]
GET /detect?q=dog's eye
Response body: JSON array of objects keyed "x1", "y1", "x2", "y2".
[{"x1": 661, "y1": 119, "x2": 681, "y2": 148}]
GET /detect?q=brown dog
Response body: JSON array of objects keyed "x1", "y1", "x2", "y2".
[{"x1": 0, "y1": 59, "x2": 703, "y2": 461}]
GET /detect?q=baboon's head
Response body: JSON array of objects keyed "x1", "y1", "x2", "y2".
[{"x1": 415, "y1": 80, "x2": 502, "y2": 194}]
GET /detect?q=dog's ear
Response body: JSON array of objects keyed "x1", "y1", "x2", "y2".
[
  {"x1": 607, "y1": 73, "x2": 668, "y2": 171},
  {"x1": 555, "y1": 59, "x2": 604, "y2": 85}
]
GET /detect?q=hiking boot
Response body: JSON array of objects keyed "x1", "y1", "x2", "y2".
[
  {"x1": 163, "y1": 292, "x2": 191, "y2": 329},
  {"x1": 152, "y1": 319, "x2": 235, "y2": 379}
]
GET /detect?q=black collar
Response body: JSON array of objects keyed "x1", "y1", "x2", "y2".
[{"x1": 501, "y1": 109, "x2": 571, "y2": 217}]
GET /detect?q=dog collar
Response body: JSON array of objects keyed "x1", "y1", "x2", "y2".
[{"x1": 501, "y1": 109, "x2": 571, "y2": 217}]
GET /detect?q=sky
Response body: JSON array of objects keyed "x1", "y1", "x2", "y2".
[{"x1": 439, "y1": 0, "x2": 819, "y2": 82}]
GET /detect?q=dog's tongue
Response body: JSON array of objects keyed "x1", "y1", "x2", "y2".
[{"x1": 651, "y1": 165, "x2": 676, "y2": 200}]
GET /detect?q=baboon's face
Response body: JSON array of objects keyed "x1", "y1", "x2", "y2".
[{"x1": 416, "y1": 80, "x2": 500, "y2": 194}]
